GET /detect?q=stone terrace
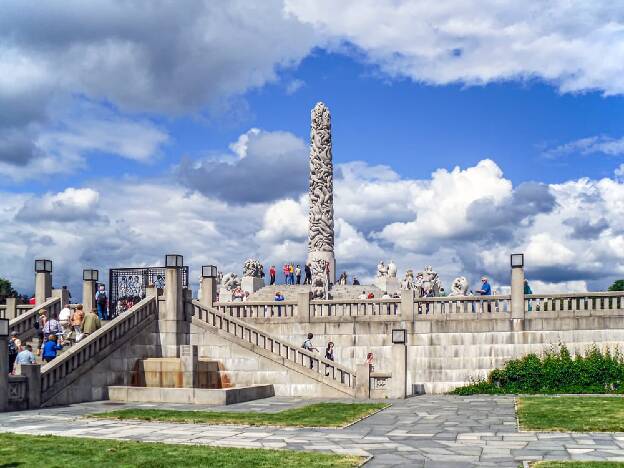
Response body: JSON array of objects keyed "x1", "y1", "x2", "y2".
[{"x1": 3, "y1": 395, "x2": 624, "y2": 467}]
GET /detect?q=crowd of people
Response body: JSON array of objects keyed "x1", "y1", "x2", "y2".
[
  {"x1": 268, "y1": 263, "x2": 312, "y2": 285},
  {"x1": 7, "y1": 302, "x2": 103, "y2": 375}
]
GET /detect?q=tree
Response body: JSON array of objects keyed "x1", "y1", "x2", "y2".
[
  {"x1": 608, "y1": 279, "x2": 624, "y2": 292},
  {"x1": 0, "y1": 277, "x2": 16, "y2": 301}
]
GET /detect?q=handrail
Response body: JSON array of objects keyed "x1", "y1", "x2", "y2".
[
  {"x1": 40, "y1": 296, "x2": 157, "y2": 404},
  {"x1": 191, "y1": 300, "x2": 356, "y2": 392},
  {"x1": 526, "y1": 291, "x2": 624, "y2": 299},
  {"x1": 9, "y1": 297, "x2": 61, "y2": 338},
  {"x1": 214, "y1": 300, "x2": 298, "y2": 318}
]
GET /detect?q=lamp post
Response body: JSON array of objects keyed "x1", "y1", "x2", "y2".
[
  {"x1": 199, "y1": 265, "x2": 218, "y2": 308},
  {"x1": 82, "y1": 269, "x2": 99, "y2": 314},
  {"x1": 34, "y1": 259, "x2": 53, "y2": 305},
  {"x1": 0, "y1": 318, "x2": 9, "y2": 411},
  {"x1": 510, "y1": 253, "x2": 525, "y2": 320},
  {"x1": 163, "y1": 254, "x2": 184, "y2": 357}
]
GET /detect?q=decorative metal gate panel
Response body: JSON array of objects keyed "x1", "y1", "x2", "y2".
[{"x1": 108, "y1": 266, "x2": 189, "y2": 318}]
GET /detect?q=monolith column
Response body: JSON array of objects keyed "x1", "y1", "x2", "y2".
[{"x1": 307, "y1": 102, "x2": 336, "y2": 286}]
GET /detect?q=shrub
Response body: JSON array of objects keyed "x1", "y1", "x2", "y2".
[{"x1": 451, "y1": 344, "x2": 624, "y2": 395}]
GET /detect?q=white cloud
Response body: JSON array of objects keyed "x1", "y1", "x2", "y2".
[
  {"x1": 546, "y1": 135, "x2": 624, "y2": 158},
  {"x1": 285, "y1": 79, "x2": 305, "y2": 95},
  {"x1": 286, "y1": 0, "x2": 624, "y2": 95}
]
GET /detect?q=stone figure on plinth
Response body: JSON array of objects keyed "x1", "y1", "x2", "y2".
[
  {"x1": 311, "y1": 259, "x2": 329, "y2": 299},
  {"x1": 374, "y1": 260, "x2": 399, "y2": 294},
  {"x1": 307, "y1": 102, "x2": 336, "y2": 288},
  {"x1": 241, "y1": 259, "x2": 265, "y2": 294},
  {"x1": 414, "y1": 265, "x2": 442, "y2": 297},
  {"x1": 448, "y1": 276, "x2": 469, "y2": 296},
  {"x1": 401, "y1": 270, "x2": 415, "y2": 290},
  {"x1": 338, "y1": 272, "x2": 348, "y2": 285},
  {"x1": 219, "y1": 272, "x2": 241, "y2": 302},
  {"x1": 388, "y1": 261, "x2": 397, "y2": 278}
]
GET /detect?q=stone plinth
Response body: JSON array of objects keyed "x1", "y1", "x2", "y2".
[
  {"x1": 374, "y1": 276, "x2": 400, "y2": 295},
  {"x1": 241, "y1": 276, "x2": 265, "y2": 294},
  {"x1": 108, "y1": 384, "x2": 275, "y2": 405},
  {"x1": 218, "y1": 288, "x2": 233, "y2": 302}
]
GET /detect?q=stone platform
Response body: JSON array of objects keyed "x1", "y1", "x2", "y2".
[{"x1": 108, "y1": 384, "x2": 275, "y2": 405}]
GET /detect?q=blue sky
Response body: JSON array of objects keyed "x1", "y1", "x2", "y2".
[{"x1": 1, "y1": 1, "x2": 624, "y2": 295}]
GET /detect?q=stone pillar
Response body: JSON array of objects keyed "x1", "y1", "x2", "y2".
[
  {"x1": 307, "y1": 102, "x2": 336, "y2": 285},
  {"x1": 180, "y1": 345, "x2": 198, "y2": 388},
  {"x1": 161, "y1": 261, "x2": 184, "y2": 358},
  {"x1": 0, "y1": 335, "x2": 8, "y2": 411},
  {"x1": 295, "y1": 291, "x2": 311, "y2": 322},
  {"x1": 52, "y1": 288, "x2": 69, "y2": 307},
  {"x1": 199, "y1": 276, "x2": 217, "y2": 308},
  {"x1": 355, "y1": 363, "x2": 370, "y2": 399},
  {"x1": 400, "y1": 289, "x2": 414, "y2": 319},
  {"x1": 511, "y1": 254, "x2": 525, "y2": 320},
  {"x1": 389, "y1": 342, "x2": 407, "y2": 399},
  {"x1": 5, "y1": 298, "x2": 17, "y2": 320},
  {"x1": 35, "y1": 272, "x2": 52, "y2": 305},
  {"x1": 19, "y1": 364, "x2": 41, "y2": 409},
  {"x1": 83, "y1": 278, "x2": 97, "y2": 313}
]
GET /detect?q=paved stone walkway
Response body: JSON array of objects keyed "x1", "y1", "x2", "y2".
[{"x1": 3, "y1": 395, "x2": 624, "y2": 467}]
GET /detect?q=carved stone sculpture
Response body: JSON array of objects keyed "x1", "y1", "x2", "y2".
[
  {"x1": 448, "y1": 276, "x2": 469, "y2": 296},
  {"x1": 376, "y1": 261, "x2": 388, "y2": 278},
  {"x1": 401, "y1": 270, "x2": 415, "y2": 290},
  {"x1": 221, "y1": 272, "x2": 241, "y2": 291},
  {"x1": 307, "y1": 102, "x2": 336, "y2": 284},
  {"x1": 338, "y1": 271, "x2": 348, "y2": 285},
  {"x1": 414, "y1": 265, "x2": 442, "y2": 297},
  {"x1": 243, "y1": 258, "x2": 263, "y2": 278},
  {"x1": 310, "y1": 258, "x2": 329, "y2": 299},
  {"x1": 388, "y1": 261, "x2": 397, "y2": 278}
]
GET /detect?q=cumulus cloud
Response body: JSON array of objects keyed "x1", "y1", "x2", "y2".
[
  {"x1": 15, "y1": 188, "x2": 102, "y2": 223},
  {"x1": 286, "y1": 0, "x2": 624, "y2": 95},
  {"x1": 178, "y1": 129, "x2": 308, "y2": 203}
]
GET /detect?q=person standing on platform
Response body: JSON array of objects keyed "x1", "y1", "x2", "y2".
[
  {"x1": 269, "y1": 265, "x2": 276, "y2": 285},
  {"x1": 95, "y1": 285, "x2": 108, "y2": 320}
]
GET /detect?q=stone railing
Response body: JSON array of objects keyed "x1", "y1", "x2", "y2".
[
  {"x1": 414, "y1": 295, "x2": 511, "y2": 315},
  {"x1": 9, "y1": 297, "x2": 61, "y2": 340},
  {"x1": 310, "y1": 298, "x2": 401, "y2": 317},
  {"x1": 191, "y1": 300, "x2": 356, "y2": 394},
  {"x1": 0, "y1": 304, "x2": 33, "y2": 320},
  {"x1": 40, "y1": 296, "x2": 157, "y2": 405},
  {"x1": 525, "y1": 291, "x2": 624, "y2": 314},
  {"x1": 214, "y1": 300, "x2": 298, "y2": 318}
]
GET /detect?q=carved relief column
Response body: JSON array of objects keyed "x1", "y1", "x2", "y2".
[{"x1": 307, "y1": 102, "x2": 336, "y2": 286}]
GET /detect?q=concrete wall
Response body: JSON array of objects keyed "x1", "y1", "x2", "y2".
[
  {"x1": 241, "y1": 313, "x2": 624, "y2": 394},
  {"x1": 190, "y1": 321, "x2": 349, "y2": 398}
]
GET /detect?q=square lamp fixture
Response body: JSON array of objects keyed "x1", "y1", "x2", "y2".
[
  {"x1": 392, "y1": 328, "x2": 407, "y2": 344},
  {"x1": 34, "y1": 259, "x2": 53, "y2": 273},
  {"x1": 83, "y1": 269, "x2": 99, "y2": 281},
  {"x1": 0, "y1": 318, "x2": 8, "y2": 337},
  {"x1": 202, "y1": 265, "x2": 218, "y2": 278},
  {"x1": 510, "y1": 253, "x2": 524, "y2": 269},
  {"x1": 165, "y1": 254, "x2": 184, "y2": 268}
]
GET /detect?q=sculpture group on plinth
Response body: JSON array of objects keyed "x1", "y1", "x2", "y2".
[
  {"x1": 448, "y1": 276, "x2": 469, "y2": 296},
  {"x1": 218, "y1": 272, "x2": 241, "y2": 301},
  {"x1": 374, "y1": 260, "x2": 399, "y2": 294},
  {"x1": 241, "y1": 258, "x2": 265, "y2": 294}
]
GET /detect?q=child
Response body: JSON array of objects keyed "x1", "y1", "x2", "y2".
[{"x1": 42, "y1": 334, "x2": 63, "y2": 363}]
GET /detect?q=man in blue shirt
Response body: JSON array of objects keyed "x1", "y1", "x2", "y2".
[
  {"x1": 15, "y1": 345, "x2": 36, "y2": 365},
  {"x1": 477, "y1": 276, "x2": 492, "y2": 296}
]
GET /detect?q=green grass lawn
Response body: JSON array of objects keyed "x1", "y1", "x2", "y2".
[
  {"x1": 533, "y1": 462, "x2": 624, "y2": 468},
  {"x1": 91, "y1": 402, "x2": 388, "y2": 427},
  {"x1": 0, "y1": 433, "x2": 363, "y2": 467},
  {"x1": 518, "y1": 396, "x2": 624, "y2": 432}
]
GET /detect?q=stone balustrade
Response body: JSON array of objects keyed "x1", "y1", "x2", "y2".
[
  {"x1": 9, "y1": 297, "x2": 61, "y2": 340},
  {"x1": 191, "y1": 300, "x2": 356, "y2": 394},
  {"x1": 0, "y1": 304, "x2": 33, "y2": 320},
  {"x1": 40, "y1": 296, "x2": 157, "y2": 405},
  {"x1": 311, "y1": 298, "x2": 401, "y2": 317},
  {"x1": 414, "y1": 295, "x2": 512, "y2": 316},
  {"x1": 214, "y1": 300, "x2": 298, "y2": 318},
  {"x1": 525, "y1": 291, "x2": 624, "y2": 314}
]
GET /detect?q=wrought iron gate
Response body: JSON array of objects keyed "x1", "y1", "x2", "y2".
[{"x1": 108, "y1": 266, "x2": 189, "y2": 318}]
